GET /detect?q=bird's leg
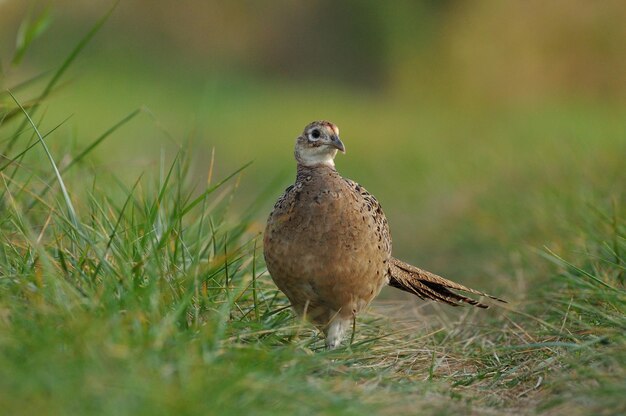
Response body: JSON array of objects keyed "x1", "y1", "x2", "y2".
[{"x1": 325, "y1": 317, "x2": 350, "y2": 350}]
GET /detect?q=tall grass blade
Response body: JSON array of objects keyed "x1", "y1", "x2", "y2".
[
  {"x1": 3, "y1": 1, "x2": 118, "y2": 155},
  {"x1": 0, "y1": 115, "x2": 72, "y2": 172},
  {"x1": 12, "y1": 7, "x2": 52, "y2": 65},
  {"x1": 7, "y1": 90, "x2": 79, "y2": 228},
  {"x1": 23, "y1": 109, "x2": 141, "y2": 211},
  {"x1": 543, "y1": 246, "x2": 620, "y2": 292}
]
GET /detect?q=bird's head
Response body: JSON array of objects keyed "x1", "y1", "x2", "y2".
[{"x1": 294, "y1": 120, "x2": 345, "y2": 168}]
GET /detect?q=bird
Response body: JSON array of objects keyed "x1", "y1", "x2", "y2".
[{"x1": 263, "y1": 120, "x2": 505, "y2": 349}]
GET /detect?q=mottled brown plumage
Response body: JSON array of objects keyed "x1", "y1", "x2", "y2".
[{"x1": 263, "y1": 120, "x2": 504, "y2": 349}]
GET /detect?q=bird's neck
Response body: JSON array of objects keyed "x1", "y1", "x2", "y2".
[{"x1": 296, "y1": 163, "x2": 338, "y2": 181}]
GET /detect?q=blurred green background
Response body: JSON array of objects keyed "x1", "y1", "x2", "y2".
[{"x1": 1, "y1": 0, "x2": 624, "y2": 290}]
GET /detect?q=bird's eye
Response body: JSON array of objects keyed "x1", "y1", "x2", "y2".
[{"x1": 310, "y1": 129, "x2": 321, "y2": 139}]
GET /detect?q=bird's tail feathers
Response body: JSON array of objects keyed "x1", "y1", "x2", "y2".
[{"x1": 388, "y1": 257, "x2": 506, "y2": 308}]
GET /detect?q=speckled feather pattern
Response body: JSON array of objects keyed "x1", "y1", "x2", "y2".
[{"x1": 264, "y1": 164, "x2": 391, "y2": 330}]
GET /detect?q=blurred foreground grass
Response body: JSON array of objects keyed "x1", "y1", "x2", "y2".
[{"x1": 1, "y1": 11, "x2": 625, "y2": 416}]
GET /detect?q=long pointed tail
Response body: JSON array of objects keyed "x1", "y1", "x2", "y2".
[{"x1": 388, "y1": 257, "x2": 506, "y2": 308}]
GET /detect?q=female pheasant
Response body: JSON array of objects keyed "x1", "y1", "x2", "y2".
[{"x1": 263, "y1": 121, "x2": 504, "y2": 349}]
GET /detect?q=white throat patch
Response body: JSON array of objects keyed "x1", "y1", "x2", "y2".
[{"x1": 296, "y1": 148, "x2": 337, "y2": 168}]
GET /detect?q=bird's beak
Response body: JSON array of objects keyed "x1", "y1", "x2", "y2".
[{"x1": 330, "y1": 135, "x2": 346, "y2": 153}]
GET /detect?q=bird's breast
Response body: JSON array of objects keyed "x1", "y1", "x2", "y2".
[{"x1": 266, "y1": 180, "x2": 381, "y2": 267}]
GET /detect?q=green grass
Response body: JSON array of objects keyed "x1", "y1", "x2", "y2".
[{"x1": 1, "y1": 13, "x2": 625, "y2": 416}]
